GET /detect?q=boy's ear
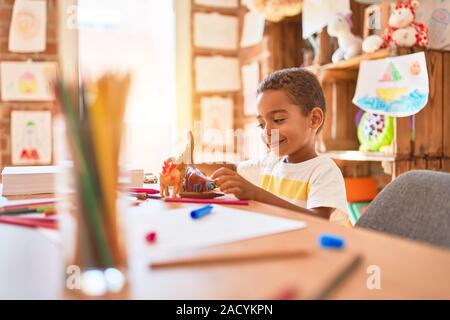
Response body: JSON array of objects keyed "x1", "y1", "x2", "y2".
[{"x1": 310, "y1": 107, "x2": 324, "y2": 130}]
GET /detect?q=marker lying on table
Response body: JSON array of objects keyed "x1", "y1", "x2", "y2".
[
  {"x1": 190, "y1": 205, "x2": 214, "y2": 219},
  {"x1": 318, "y1": 234, "x2": 345, "y2": 250}
]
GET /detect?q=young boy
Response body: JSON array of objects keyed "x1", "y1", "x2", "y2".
[{"x1": 211, "y1": 68, "x2": 349, "y2": 225}]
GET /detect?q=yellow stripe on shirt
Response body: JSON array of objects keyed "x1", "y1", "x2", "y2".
[{"x1": 260, "y1": 175, "x2": 310, "y2": 202}]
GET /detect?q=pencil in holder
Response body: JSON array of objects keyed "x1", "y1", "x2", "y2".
[{"x1": 54, "y1": 74, "x2": 131, "y2": 298}]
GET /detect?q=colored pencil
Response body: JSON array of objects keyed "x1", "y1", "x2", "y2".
[
  {"x1": 179, "y1": 191, "x2": 224, "y2": 199},
  {"x1": 0, "y1": 206, "x2": 55, "y2": 216},
  {"x1": 57, "y1": 80, "x2": 113, "y2": 267},
  {"x1": 128, "y1": 187, "x2": 160, "y2": 194},
  {"x1": 150, "y1": 248, "x2": 309, "y2": 269},
  {"x1": 164, "y1": 198, "x2": 249, "y2": 206},
  {"x1": 0, "y1": 216, "x2": 58, "y2": 229},
  {"x1": 311, "y1": 253, "x2": 362, "y2": 300},
  {"x1": 55, "y1": 74, "x2": 131, "y2": 269},
  {"x1": 0, "y1": 200, "x2": 56, "y2": 211}
]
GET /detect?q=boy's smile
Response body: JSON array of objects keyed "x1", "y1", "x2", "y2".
[{"x1": 256, "y1": 89, "x2": 322, "y2": 163}]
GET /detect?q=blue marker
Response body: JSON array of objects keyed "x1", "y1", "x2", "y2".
[
  {"x1": 190, "y1": 205, "x2": 214, "y2": 219},
  {"x1": 318, "y1": 234, "x2": 345, "y2": 250}
]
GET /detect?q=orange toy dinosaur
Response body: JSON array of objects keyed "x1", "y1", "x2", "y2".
[{"x1": 159, "y1": 159, "x2": 182, "y2": 198}]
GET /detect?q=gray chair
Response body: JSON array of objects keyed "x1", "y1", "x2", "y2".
[{"x1": 356, "y1": 170, "x2": 450, "y2": 250}]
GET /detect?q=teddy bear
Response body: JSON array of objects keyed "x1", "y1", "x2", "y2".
[
  {"x1": 363, "y1": 0, "x2": 429, "y2": 54},
  {"x1": 327, "y1": 12, "x2": 363, "y2": 63}
]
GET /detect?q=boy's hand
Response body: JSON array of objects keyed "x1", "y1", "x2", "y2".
[{"x1": 210, "y1": 168, "x2": 258, "y2": 200}]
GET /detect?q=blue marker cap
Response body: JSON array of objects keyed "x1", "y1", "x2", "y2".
[
  {"x1": 319, "y1": 234, "x2": 345, "y2": 249},
  {"x1": 190, "y1": 205, "x2": 214, "y2": 219}
]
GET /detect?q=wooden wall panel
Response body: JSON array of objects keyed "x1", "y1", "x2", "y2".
[
  {"x1": 413, "y1": 50, "x2": 443, "y2": 157},
  {"x1": 443, "y1": 52, "x2": 450, "y2": 157}
]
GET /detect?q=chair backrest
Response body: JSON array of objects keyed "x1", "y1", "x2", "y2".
[{"x1": 356, "y1": 170, "x2": 450, "y2": 250}]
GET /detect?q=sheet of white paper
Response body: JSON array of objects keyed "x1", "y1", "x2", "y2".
[
  {"x1": 201, "y1": 96, "x2": 234, "y2": 146},
  {"x1": 0, "y1": 61, "x2": 57, "y2": 101},
  {"x1": 0, "y1": 224, "x2": 63, "y2": 299},
  {"x1": 242, "y1": 61, "x2": 260, "y2": 115},
  {"x1": 302, "y1": 0, "x2": 350, "y2": 39},
  {"x1": 194, "y1": 12, "x2": 238, "y2": 50},
  {"x1": 11, "y1": 111, "x2": 52, "y2": 165},
  {"x1": 240, "y1": 11, "x2": 265, "y2": 48},
  {"x1": 195, "y1": 56, "x2": 241, "y2": 92},
  {"x1": 194, "y1": 0, "x2": 239, "y2": 8},
  {"x1": 8, "y1": 0, "x2": 47, "y2": 53},
  {"x1": 127, "y1": 204, "x2": 306, "y2": 257}
]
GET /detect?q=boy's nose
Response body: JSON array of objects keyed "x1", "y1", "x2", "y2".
[{"x1": 264, "y1": 125, "x2": 273, "y2": 137}]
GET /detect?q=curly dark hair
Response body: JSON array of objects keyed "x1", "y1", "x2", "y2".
[{"x1": 257, "y1": 67, "x2": 326, "y2": 131}]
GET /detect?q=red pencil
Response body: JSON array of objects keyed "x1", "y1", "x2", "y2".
[
  {"x1": 0, "y1": 200, "x2": 57, "y2": 211},
  {"x1": 164, "y1": 198, "x2": 249, "y2": 205},
  {"x1": 0, "y1": 216, "x2": 58, "y2": 229},
  {"x1": 128, "y1": 187, "x2": 160, "y2": 194}
]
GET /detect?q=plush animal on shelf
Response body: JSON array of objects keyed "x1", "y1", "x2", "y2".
[
  {"x1": 362, "y1": 0, "x2": 429, "y2": 54},
  {"x1": 327, "y1": 12, "x2": 363, "y2": 63}
]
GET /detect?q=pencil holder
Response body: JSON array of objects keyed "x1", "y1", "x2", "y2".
[{"x1": 54, "y1": 74, "x2": 131, "y2": 298}]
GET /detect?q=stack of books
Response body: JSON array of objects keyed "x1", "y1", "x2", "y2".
[{"x1": 1, "y1": 166, "x2": 59, "y2": 196}]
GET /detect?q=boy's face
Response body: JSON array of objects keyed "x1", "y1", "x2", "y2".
[{"x1": 256, "y1": 89, "x2": 319, "y2": 158}]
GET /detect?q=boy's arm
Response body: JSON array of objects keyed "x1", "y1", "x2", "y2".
[
  {"x1": 211, "y1": 168, "x2": 334, "y2": 220},
  {"x1": 252, "y1": 186, "x2": 334, "y2": 219}
]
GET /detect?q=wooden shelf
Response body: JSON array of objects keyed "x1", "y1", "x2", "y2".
[
  {"x1": 320, "y1": 150, "x2": 396, "y2": 162},
  {"x1": 304, "y1": 49, "x2": 392, "y2": 83},
  {"x1": 321, "y1": 49, "x2": 391, "y2": 71}
]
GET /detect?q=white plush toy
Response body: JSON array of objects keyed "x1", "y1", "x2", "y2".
[
  {"x1": 362, "y1": 0, "x2": 429, "y2": 54},
  {"x1": 327, "y1": 12, "x2": 363, "y2": 63}
]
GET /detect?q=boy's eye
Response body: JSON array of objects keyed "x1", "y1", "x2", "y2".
[
  {"x1": 274, "y1": 118, "x2": 286, "y2": 124},
  {"x1": 257, "y1": 123, "x2": 265, "y2": 129}
]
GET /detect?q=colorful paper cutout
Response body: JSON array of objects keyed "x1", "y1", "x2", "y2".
[
  {"x1": 11, "y1": 111, "x2": 52, "y2": 165},
  {"x1": 0, "y1": 61, "x2": 57, "y2": 102},
  {"x1": 353, "y1": 52, "x2": 429, "y2": 117},
  {"x1": 8, "y1": 0, "x2": 47, "y2": 53},
  {"x1": 416, "y1": 0, "x2": 450, "y2": 50}
]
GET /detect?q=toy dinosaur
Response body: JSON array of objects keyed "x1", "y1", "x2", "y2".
[
  {"x1": 159, "y1": 131, "x2": 221, "y2": 199},
  {"x1": 159, "y1": 158, "x2": 182, "y2": 198}
]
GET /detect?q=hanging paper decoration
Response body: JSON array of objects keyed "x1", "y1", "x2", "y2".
[
  {"x1": 353, "y1": 52, "x2": 429, "y2": 117},
  {"x1": 8, "y1": 0, "x2": 47, "y2": 53},
  {"x1": 0, "y1": 61, "x2": 57, "y2": 101},
  {"x1": 245, "y1": 0, "x2": 302, "y2": 22},
  {"x1": 416, "y1": 0, "x2": 450, "y2": 51},
  {"x1": 11, "y1": 110, "x2": 52, "y2": 165}
]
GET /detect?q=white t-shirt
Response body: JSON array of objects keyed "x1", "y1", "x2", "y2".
[{"x1": 237, "y1": 153, "x2": 349, "y2": 225}]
